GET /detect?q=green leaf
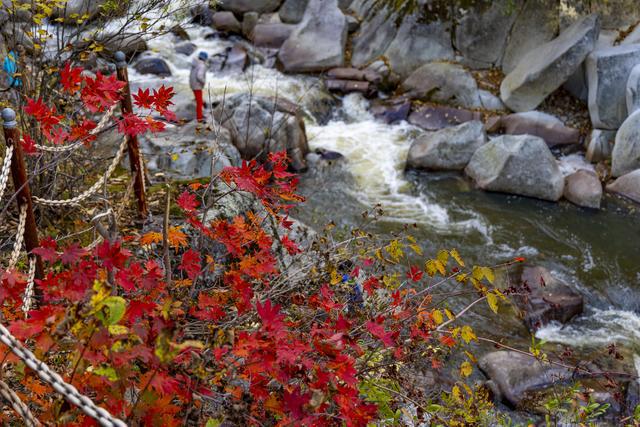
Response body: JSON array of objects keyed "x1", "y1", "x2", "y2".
[
  {"x1": 94, "y1": 366, "x2": 118, "y2": 381},
  {"x1": 102, "y1": 296, "x2": 126, "y2": 325},
  {"x1": 205, "y1": 420, "x2": 222, "y2": 427}
]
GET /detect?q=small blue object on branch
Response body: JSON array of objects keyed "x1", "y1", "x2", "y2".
[{"x1": 3, "y1": 51, "x2": 22, "y2": 88}]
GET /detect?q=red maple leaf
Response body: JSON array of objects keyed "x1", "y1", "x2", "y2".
[
  {"x1": 365, "y1": 319, "x2": 397, "y2": 348},
  {"x1": 152, "y1": 85, "x2": 175, "y2": 112},
  {"x1": 133, "y1": 88, "x2": 154, "y2": 109},
  {"x1": 176, "y1": 191, "x2": 199, "y2": 212},
  {"x1": 179, "y1": 250, "x2": 201, "y2": 279},
  {"x1": 406, "y1": 265, "x2": 424, "y2": 282},
  {"x1": 61, "y1": 243, "x2": 87, "y2": 265},
  {"x1": 60, "y1": 62, "x2": 83, "y2": 93},
  {"x1": 21, "y1": 135, "x2": 37, "y2": 155}
]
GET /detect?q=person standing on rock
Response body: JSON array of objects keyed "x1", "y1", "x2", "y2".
[{"x1": 190, "y1": 51, "x2": 208, "y2": 123}]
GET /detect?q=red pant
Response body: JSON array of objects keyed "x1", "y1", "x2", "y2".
[{"x1": 193, "y1": 89, "x2": 204, "y2": 122}]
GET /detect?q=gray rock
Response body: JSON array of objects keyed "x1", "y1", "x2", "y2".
[
  {"x1": 213, "y1": 93, "x2": 309, "y2": 171},
  {"x1": 325, "y1": 79, "x2": 374, "y2": 96},
  {"x1": 52, "y1": 0, "x2": 108, "y2": 24},
  {"x1": 278, "y1": 0, "x2": 347, "y2": 72},
  {"x1": 133, "y1": 57, "x2": 171, "y2": 77},
  {"x1": 455, "y1": 0, "x2": 521, "y2": 69},
  {"x1": 612, "y1": 110, "x2": 640, "y2": 177},
  {"x1": 279, "y1": 0, "x2": 308, "y2": 24},
  {"x1": 607, "y1": 169, "x2": 640, "y2": 203},
  {"x1": 370, "y1": 98, "x2": 411, "y2": 124},
  {"x1": 252, "y1": 23, "x2": 294, "y2": 49},
  {"x1": 383, "y1": 16, "x2": 454, "y2": 78},
  {"x1": 564, "y1": 169, "x2": 602, "y2": 208},
  {"x1": 501, "y1": 0, "x2": 559, "y2": 74},
  {"x1": 327, "y1": 67, "x2": 380, "y2": 83},
  {"x1": 621, "y1": 24, "x2": 640, "y2": 45},
  {"x1": 94, "y1": 31, "x2": 147, "y2": 58},
  {"x1": 585, "y1": 129, "x2": 615, "y2": 163},
  {"x1": 486, "y1": 111, "x2": 580, "y2": 147},
  {"x1": 175, "y1": 42, "x2": 196, "y2": 56},
  {"x1": 479, "y1": 351, "x2": 573, "y2": 407},
  {"x1": 218, "y1": 0, "x2": 282, "y2": 14},
  {"x1": 409, "y1": 105, "x2": 482, "y2": 131},
  {"x1": 212, "y1": 11, "x2": 242, "y2": 34},
  {"x1": 242, "y1": 12, "x2": 259, "y2": 38},
  {"x1": 587, "y1": 44, "x2": 640, "y2": 129},
  {"x1": 479, "y1": 90, "x2": 507, "y2": 111},
  {"x1": 626, "y1": 64, "x2": 640, "y2": 115},
  {"x1": 346, "y1": 15, "x2": 359, "y2": 33},
  {"x1": 401, "y1": 62, "x2": 481, "y2": 109},
  {"x1": 500, "y1": 14, "x2": 600, "y2": 112},
  {"x1": 350, "y1": 8, "x2": 396, "y2": 68},
  {"x1": 465, "y1": 135, "x2": 565, "y2": 201},
  {"x1": 407, "y1": 121, "x2": 487, "y2": 171}
]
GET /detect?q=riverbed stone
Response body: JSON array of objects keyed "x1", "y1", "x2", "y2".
[
  {"x1": 278, "y1": 0, "x2": 347, "y2": 72},
  {"x1": 465, "y1": 135, "x2": 565, "y2": 201},
  {"x1": 612, "y1": 110, "x2": 640, "y2": 177},
  {"x1": 479, "y1": 351, "x2": 574, "y2": 407},
  {"x1": 407, "y1": 121, "x2": 487, "y2": 171},
  {"x1": 564, "y1": 169, "x2": 602, "y2": 208},
  {"x1": 218, "y1": 0, "x2": 282, "y2": 14},
  {"x1": 587, "y1": 44, "x2": 640, "y2": 130},
  {"x1": 175, "y1": 42, "x2": 196, "y2": 56},
  {"x1": 252, "y1": 23, "x2": 294, "y2": 49},
  {"x1": 408, "y1": 105, "x2": 483, "y2": 131},
  {"x1": 370, "y1": 98, "x2": 411, "y2": 124},
  {"x1": 213, "y1": 93, "x2": 310, "y2": 171},
  {"x1": 401, "y1": 62, "x2": 481, "y2": 109},
  {"x1": 350, "y1": 8, "x2": 397, "y2": 68},
  {"x1": 212, "y1": 11, "x2": 242, "y2": 34},
  {"x1": 500, "y1": 14, "x2": 600, "y2": 112},
  {"x1": 626, "y1": 65, "x2": 640, "y2": 115},
  {"x1": 621, "y1": 24, "x2": 640, "y2": 45},
  {"x1": 607, "y1": 169, "x2": 640, "y2": 204},
  {"x1": 487, "y1": 111, "x2": 580, "y2": 147},
  {"x1": 133, "y1": 57, "x2": 171, "y2": 77},
  {"x1": 585, "y1": 129, "x2": 615, "y2": 163},
  {"x1": 279, "y1": 0, "x2": 308, "y2": 23},
  {"x1": 479, "y1": 90, "x2": 507, "y2": 111}
]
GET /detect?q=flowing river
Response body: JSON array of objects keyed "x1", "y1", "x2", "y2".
[{"x1": 122, "y1": 23, "x2": 640, "y2": 354}]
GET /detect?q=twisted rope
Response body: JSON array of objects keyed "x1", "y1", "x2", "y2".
[
  {"x1": 0, "y1": 322, "x2": 127, "y2": 427},
  {"x1": 33, "y1": 136, "x2": 127, "y2": 207},
  {"x1": 21, "y1": 257, "x2": 37, "y2": 316},
  {"x1": 0, "y1": 144, "x2": 13, "y2": 201},
  {"x1": 8, "y1": 205, "x2": 27, "y2": 270},
  {"x1": 0, "y1": 379, "x2": 40, "y2": 427},
  {"x1": 34, "y1": 105, "x2": 118, "y2": 153}
]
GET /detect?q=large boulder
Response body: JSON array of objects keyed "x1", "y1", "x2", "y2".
[
  {"x1": 627, "y1": 64, "x2": 640, "y2": 115},
  {"x1": 606, "y1": 170, "x2": 640, "y2": 204},
  {"x1": 252, "y1": 23, "x2": 294, "y2": 49},
  {"x1": 564, "y1": 169, "x2": 602, "y2": 209},
  {"x1": 585, "y1": 129, "x2": 615, "y2": 163},
  {"x1": 279, "y1": 0, "x2": 309, "y2": 24},
  {"x1": 621, "y1": 24, "x2": 640, "y2": 45},
  {"x1": 485, "y1": 111, "x2": 580, "y2": 147},
  {"x1": 93, "y1": 31, "x2": 147, "y2": 58},
  {"x1": 587, "y1": 44, "x2": 640, "y2": 130},
  {"x1": 213, "y1": 94, "x2": 309, "y2": 171},
  {"x1": 383, "y1": 16, "x2": 454, "y2": 78},
  {"x1": 133, "y1": 57, "x2": 171, "y2": 77},
  {"x1": 501, "y1": 0, "x2": 559, "y2": 73},
  {"x1": 407, "y1": 121, "x2": 486, "y2": 171},
  {"x1": 612, "y1": 110, "x2": 640, "y2": 177},
  {"x1": 500, "y1": 14, "x2": 600, "y2": 112},
  {"x1": 278, "y1": 0, "x2": 347, "y2": 72},
  {"x1": 465, "y1": 135, "x2": 565, "y2": 201},
  {"x1": 370, "y1": 98, "x2": 411, "y2": 124},
  {"x1": 52, "y1": 0, "x2": 108, "y2": 24},
  {"x1": 218, "y1": 0, "x2": 282, "y2": 14},
  {"x1": 479, "y1": 351, "x2": 574, "y2": 407},
  {"x1": 212, "y1": 11, "x2": 242, "y2": 34},
  {"x1": 400, "y1": 62, "x2": 481, "y2": 109},
  {"x1": 408, "y1": 105, "x2": 482, "y2": 131},
  {"x1": 175, "y1": 42, "x2": 196, "y2": 56},
  {"x1": 350, "y1": 8, "x2": 397, "y2": 68}
]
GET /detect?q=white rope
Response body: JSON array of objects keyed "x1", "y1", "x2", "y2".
[
  {"x1": 21, "y1": 257, "x2": 37, "y2": 316},
  {"x1": 34, "y1": 105, "x2": 118, "y2": 153},
  {"x1": 0, "y1": 144, "x2": 13, "y2": 201},
  {"x1": 0, "y1": 379, "x2": 41, "y2": 427},
  {"x1": 0, "y1": 322, "x2": 127, "y2": 427},
  {"x1": 33, "y1": 136, "x2": 128, "y2": 207},
  {"x1": 8, "y1": 205, "x2": 27, "y2": 270}
]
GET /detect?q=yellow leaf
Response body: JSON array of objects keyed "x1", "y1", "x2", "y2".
[
  {"x1": 460, "y1": 326, "x2": 476, "y2": 344},
  {"x1": 409, "y1": 243, "x2": 423, "y2": 256},
  {"x1": 330, "y1": 269, "x2": 340, "y2": 285},
  {"x1": 425, "y1": 260, "x2": 437, "y2": 277},
  {"x1": 385, "y1": 240, "x2": 404, "y2": 261},
  {"x1": 464, "y1": 350, "x2": 477, "y2": 363},
  {"x1": 436, "y1": 249, "x2": 449, "y2": 267},
  {"x1": 434, "y1": 260, "x2": 446, "y2": 276},
  {"x1": 472, "y1": 266, "x2": 483, "y2": 281},
  {"x1": 451, "y1": 385, "x2": 463, "y2": 402},
  {"x1": 108, "y1": 325, "x2": 129, "y2": 335},
  {"x1": 444, "y1": 308, "x2": 455, "y2": 321},
  {"x1": 432, "y1": 309, "x2": 444, "y2": 325},
  {"x1": 482, "y1": 266, "x2": 495, "y2": 284},
  {"x1": 455, "y1": 273, "x2": 468, "y2": 283},
  {"x1": 460, "y1": 361, "x2": 473, "y2": 377},
  {"x1": 486, "y1": 292, "x2": 499, "y2": 314},
  {"x1": 450, "y1": 249, "x2": 465, "y2": 267},
  {"x1": 171, "y1": 153, "x2": 179, "y2": 161}
]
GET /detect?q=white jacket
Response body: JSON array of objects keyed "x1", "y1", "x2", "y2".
[{"x1": 189, "y1": 58, "x2": 207, "y2": 90}]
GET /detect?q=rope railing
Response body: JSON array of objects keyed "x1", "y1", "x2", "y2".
[
  {"x1": 8, "y1": 204, "x2": 27, "y2": 270},
  {"x1": 0, "y1": 378, "x2": 41, "y2": 427},
  {"x1": 21, "y1": 257, "x2": 37, "y2": 316},
  {"x1": 0, "y1": 144, "x2": 13, "y2": 201}
]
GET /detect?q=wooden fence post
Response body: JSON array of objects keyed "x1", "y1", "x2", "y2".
[
  {"x1": 1, "y1": 108, "x2": 44, "y2": 281},
  {"x1": 114, "y1": 51, "x2": 148, "y2": 218}
]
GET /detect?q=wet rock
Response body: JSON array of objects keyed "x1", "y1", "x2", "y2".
[
  {"x1": 465, "y1": 135, "x2": 565, "y2": 201},
  {"x1": 585, "y1": 129, "x2": 615, "y2": 163},
  {"x1": 279, "y1": 0, "x2": 308, "y2": 24},
  {"x1": 212, "y1": 11, "x2": 242, "y2": 34},
  {"x1": 587, "y1": 44, "x2": 640, "y2": 130},
  {"x1": 1, "y1": 25, "x2": 34, "y2": 53},
  {"x1": 383, "y1": 16, "x2": 454, "y2": 78},
  {"x1": 325, "y1": 79, "x2": 374, "y2": 96},
  {"x1": 407, "y1": 121, "x2": 487, "y2": 171},
  {"x1": 487, "y1": 111, "x2": 580, "y2": 147},
  {"x1": 52, "y1": 0, "x2": 108, "y2": 24},
  {"x1": 370, "y1": 98, "x2": 411, "y2": 124},
  {"x1": 170, "y1": 25, "x2": 190, "y2": 41},
  {"x1": 346, "y1": 15, "x2": 359, "y2": 33},
  {"x1": 500, "y1": 14, "x2": 600, "y2": 112},
  {"x1": 190, "y1": 4, "x2": 214, "y2": 25},
  {"x1": 612, "y1": 110, "x2": 640, "y2": 177},
  {"x1": 224, "y1": 44, "x2": 249, "y2": 72},
  {"x1": 479, "y1": 351, "x2": 574, "y2": 407},
  {"x1": 501, "y1": 0, "x2": 559, "y2": 74},
  {"x1": 401, "y1": 62, "x2": 481, "y2": 109},
  {"x1": 175, "y1": 42, "x2": 196, "y2": 56},
  {"x1": 350, "y1": 8, "x2": 396, "y2": 68},
  {"x1": 213, "y1": 93, "x2": 309, "y2": 171},
  {"x1": 607, "y1": 170, "x2": 640, "y2": 204},
  {"x1": 252, "y1": 23, "x2": 294, "y2": 49},
  {"x1": 454, "y1": 0, "x2": 521, "y2": 69},
  {"x1": 364, "y1": 60, "x2": 399, "y2": 91},
  {"x1": 626, "y1": 64, "x2": 640, "y2": 115},
  {"x1": 278, "y1": 0, "x2": 347, "y2": 72},
  {"x1": 327, "y1": 67, "x2": 380, "y2": 83},
  {"x1": 564, "y1": 169, "x2": 602, "y2": 208},
  {"x1": 218, "y1": 0, "x2": 283, "y2": 14},
  {"x1": 408, "y1": 105, "x2": 482, "y2": 131},
  {"x1": 133, "y1": 57, "x2": 171, "y2": 77}
]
